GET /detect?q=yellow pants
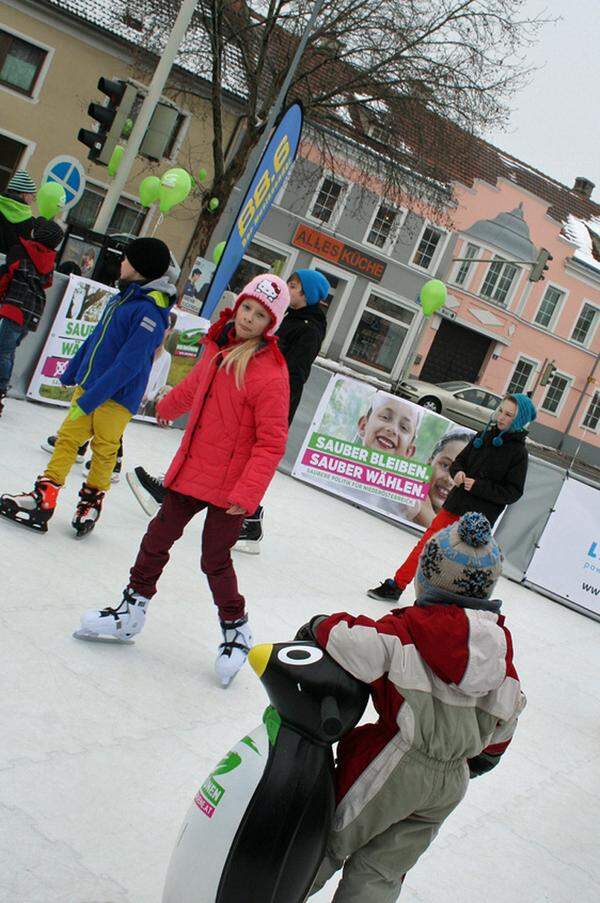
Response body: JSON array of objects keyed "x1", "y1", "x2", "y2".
[{"x1": 44, "y1": 387, "x2": 132, "y2": 491}]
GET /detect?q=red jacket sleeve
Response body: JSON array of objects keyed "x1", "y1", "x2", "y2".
[{"x1": 228, "y1": 372, "x2": 290, "y2": 513}]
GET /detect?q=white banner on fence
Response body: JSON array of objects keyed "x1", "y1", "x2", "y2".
[
  {"x1": 292, "y1": 374, "x2": 475, "y2": 532},
  {"x1": 27, "y1": 275, "x2": 208, "y2": 422},
  {"x1": 525, "y1": 477, "x2": 600, "y2": 616}
]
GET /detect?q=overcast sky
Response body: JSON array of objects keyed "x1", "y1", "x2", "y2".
[{"x1": 486, "y1": 0, "x2": 600, "y2": 200}]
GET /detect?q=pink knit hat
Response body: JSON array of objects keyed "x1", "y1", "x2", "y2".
[{"x1": 232, "y1": 274, "x2": 290, "y2": 337}]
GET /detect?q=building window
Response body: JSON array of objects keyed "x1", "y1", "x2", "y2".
[
  {"x1": 310, "y1": 175, "x2": 346, "y2": 223},
  {"x1": 66, "y1": 186, "x2": 145, "y2": 236},
  {"x1": 366, "y1": 203, "x2": 399, "y2": 250},
  {"x1": 480, "y1": 257, "x2": 519, "y2": 305},
  {"x1": 0, "y1": 30, "x2": 47, "y2": 96},
  {"x1": 229, "y1": 241, "x2": 290, "y2": 295},
  {"x1": 541, "y1": 373, "x2": 570, "y2": 415},
  {"x1": 0, "y1": 133, "x2": 27, "y2": 192},
  {"x1": 583, "y1": 391, "x2": 600, "y2": 431},
  {"x1": 571, "y1": 303, "x2": 598, "y2": 345},
  {"x1": 346, "y1": 294, "x2": 415, "y2": 374},
  {"x1": 535, "y1": 285, "x2": 564, "y2": 328},
  {"x1": 412, "y1": 225, "x2": 444, "y2": 270},
  {"x1": 454, "y1": 242, "x2": 479, "y2": 286},
  {"x1": 507, "y1": 357, "x2": 536, "y2": 395}
]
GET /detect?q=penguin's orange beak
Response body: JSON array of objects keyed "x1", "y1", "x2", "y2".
[{"x1": 248, "y1": 643, "x2": 272, "y2": 678}]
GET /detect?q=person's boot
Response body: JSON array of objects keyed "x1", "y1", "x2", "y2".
[
  {"x1": 366, "y1": 578, "x2": 402, "y2": 602},
  {"x1": 0, "y1": 476, "x2": 60, "y2": 532},
  {"x1": 75, "y1": 586, "x2": 150, "y2": 644},
  {"x1": 214, "y1": 614, "x2": 253, "y2": 688},
  {"x1": 72, "y1": 483, "x2": 105, "y2": 538},
  {"x1": 126, "y1": 466, "x2": 166, "y2": 516},
  {"x1": 234, "y1": 506, "x2": 264, "y2": 555}
]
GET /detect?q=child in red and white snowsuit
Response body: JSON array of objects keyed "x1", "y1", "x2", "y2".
[
  {"x1": 300, "y1": 512, "x2": 525, "y2": 902},
  {"x1": 77, "y1": 274, "x2": 290, "y2": 686}
]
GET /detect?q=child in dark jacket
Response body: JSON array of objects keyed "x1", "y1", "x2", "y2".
[
  {"x1": 0, "y1": 217, "x2": 64, "y2": 416},
  {"x1": 0, "y1": 237, "x2": 177, "y2": 535},
  {"x1": 300, "y1": 512, "x2": 525, "y2": 903},
  {"x1": 368, "y1": 393, "x2": 537, "y2": 602}
]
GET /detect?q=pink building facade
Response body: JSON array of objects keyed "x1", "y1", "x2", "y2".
[{"x1": 411, "y1": 178, "x2": 600, "y2": 460}]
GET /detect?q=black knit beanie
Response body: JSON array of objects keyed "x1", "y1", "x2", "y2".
[
  {"x1": 32, "y1": 217, "x2": 64, "y2": 250},
  {"x1": 125, "y1": 237, "x2": 171, "y2": 281}
]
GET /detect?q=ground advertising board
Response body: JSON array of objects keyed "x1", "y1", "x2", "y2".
[
  {"x1": 525, "y1": 477, "x2": 600, "y2": 616},
  {"x1": 292, "y1": 374, "x2": 475, "y2": 531},
  {"x1": 27, "y1": 275, "x2": 208, "y2": 422}
]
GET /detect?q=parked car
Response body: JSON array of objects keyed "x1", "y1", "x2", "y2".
[{"x1": 394, "y1": 378, "x2": 503, "y2": 431}]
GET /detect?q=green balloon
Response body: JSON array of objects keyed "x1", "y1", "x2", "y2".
[
  {"x1": 36, "y1": 181, "x2": 66, "y2": 220},
  {"x1": 122, "y1": 118, "x2": 133, "y2": 138},
  {"x1": 212, "y1": 240, "x2": 226, "y2": 265},
  {"x1": 198, "y1": 167, "x2": 207, "y2": 182},
  {"x1": 108, "y1": 145, "x2": 124, "y2": 177},
  {"x1": 159, "y1": 167, "x2": 192, "y2": 213},
  {"x1": 139, "y1": 175, "x2": 161, "y2": 207},
  {"x1": 420, "y1": 279, "x2": 447, "y2": 317},
  {"x1": 208, "y1": 197, "x2": 219, "y2": 211}
]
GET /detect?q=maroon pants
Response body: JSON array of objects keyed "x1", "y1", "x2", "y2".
[
  {"x1": 394, "y1": 509, "x2": 460, "y2": 590},
  {"x1": 129, "y1": 489, "x2": 246, "y2": 622}
]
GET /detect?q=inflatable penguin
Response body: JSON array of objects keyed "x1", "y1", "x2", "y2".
[{"x1": 163, "y1": 641, "x2": 369, "y2": 903}]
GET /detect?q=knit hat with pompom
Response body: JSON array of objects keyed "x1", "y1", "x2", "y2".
[{"x1": 415, "y1": 512, "x2": 503, "y2": 600}]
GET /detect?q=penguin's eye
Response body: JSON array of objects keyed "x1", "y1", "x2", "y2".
[{"x1": 277, "y1": 646, "x2": 324, "y2": 666}]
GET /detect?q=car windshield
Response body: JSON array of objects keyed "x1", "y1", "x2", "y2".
[{"x1": 438, "y1": 381, "x2": 471, "y2": 390}]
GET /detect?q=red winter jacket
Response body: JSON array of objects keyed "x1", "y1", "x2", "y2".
[{"x1": 157, "y1": 310, "x2": 290, "y2": 513}]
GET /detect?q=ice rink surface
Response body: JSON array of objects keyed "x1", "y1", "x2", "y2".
[{"x1": 1, "y1": 399, "x2": 599, "y2": 903}]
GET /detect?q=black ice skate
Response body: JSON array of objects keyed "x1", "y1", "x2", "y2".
[
  {"x1": 366, "y1": 578, "x2": 402, "y2": 603},
  {"x1": 41, "y1": 435, "x2": 88, "y2": 463},
  {"x1": 0, "y1": 477, "x2": 60, "y2": 532},
  {"x1": 126, "y1": 466, "x2": 166, "y2": 516},
  {"x1": 234, "y1": 506, "x2": 263, "y2": 555},
  {"x1": 72, "y1": 483, "x2": 105, "y2": 538}
]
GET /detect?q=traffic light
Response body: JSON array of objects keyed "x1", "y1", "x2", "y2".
[
  {"x1": 78, "y1": 78, "x2": 137, "y2": 165},
  {"x1": 529, "y1": 247, "x2": 553, "y2": 282},
  {"x1": 540, "y1": 359, "x2": 557, "y2": 386}
]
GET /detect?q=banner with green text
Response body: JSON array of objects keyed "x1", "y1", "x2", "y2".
[{"x1": 292, "y1": 375, "x2": 474, "y2": 531}]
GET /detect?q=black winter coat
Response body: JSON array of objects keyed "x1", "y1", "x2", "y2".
[
  {"x1": 0, "y1": 207, "x2": 34, "y2": 256},
  {"x1": 276, "y1": 303, "x2": 327, "y2": 423},
  {"x1": 444, "y1": 426, "x2": 529, "y2": 525}
]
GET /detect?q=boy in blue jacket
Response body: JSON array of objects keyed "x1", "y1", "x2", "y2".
[{"x1": 0, "y1": 237, "x2": 177, "y2": 536}]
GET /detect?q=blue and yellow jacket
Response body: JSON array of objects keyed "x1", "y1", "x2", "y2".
[{"x1": 60, "y1": 272, "x2": 178, "y2": 414}]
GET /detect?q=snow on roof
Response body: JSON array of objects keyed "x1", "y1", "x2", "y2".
[
  {"x1": 563, "y1": 214, "x2": 600, "y2": 274},
  {"x1": 354, "y1": 94, "x2": 390, "y2": 116},
  {"x1": 43, "y1": 0, "x2": 249, "y2": 99},
  {"x1": 330, "y1": 96, "x2": 354, "y2": 126}
]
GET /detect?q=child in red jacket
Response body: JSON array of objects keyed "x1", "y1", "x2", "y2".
[
  {"x1": 76, "y1": 274, "x2": 291, "y2": 687},
  {"x1": 0, "y1": 217, "x2": 63, "y2": 416}
]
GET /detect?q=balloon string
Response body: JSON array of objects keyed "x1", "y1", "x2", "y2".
[{"x1": 152, "y1": 213, "x2": 164, "y2": 236}]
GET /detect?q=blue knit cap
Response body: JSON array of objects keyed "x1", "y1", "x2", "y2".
[
  {"x1": 474, "y1": 393, "x2": 537, "y2": 448},
  {"x1": 295, "y1": 269, "x2": 331, "y2": 306}
]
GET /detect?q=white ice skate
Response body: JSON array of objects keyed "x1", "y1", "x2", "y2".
[
  {"x1": 74, "y1": 587, "x2": 149, "y2": 644},
  {"x1": 215, "y1": 615, "x2": 253, "y2": 688}
]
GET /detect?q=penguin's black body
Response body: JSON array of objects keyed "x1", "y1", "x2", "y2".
[{"x1": 163, "y1": 642, "x2": 368, "y2": 903}]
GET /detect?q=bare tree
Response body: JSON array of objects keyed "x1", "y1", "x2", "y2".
[{"x1": 121, "y1": 0, "x2": 547, "y2": 279}]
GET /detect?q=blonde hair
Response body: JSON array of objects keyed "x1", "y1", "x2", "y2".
[{"x1": 221, "y1": 337, "x2": 262, "y2": 388}]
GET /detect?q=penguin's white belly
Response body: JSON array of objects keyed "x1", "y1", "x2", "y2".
[{"x1": 163, "y1": 723, "x2": 270, "y2": 903}]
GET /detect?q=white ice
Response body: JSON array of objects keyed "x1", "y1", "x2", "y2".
[{"x1": 1, "y1": 399, "x2": 599, "y2": 903}]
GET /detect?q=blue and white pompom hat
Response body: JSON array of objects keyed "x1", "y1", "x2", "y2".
[
  {"x1": 474, "y1": 393, "x2": 537, "y2": 448},
  {"x1": 415, "y1": 512, "x2": 503, "y2": 601}
]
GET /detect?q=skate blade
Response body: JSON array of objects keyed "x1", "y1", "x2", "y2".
[
  {"x1": 73, "y1": 524, "x2": 96, "y2": 539},
  {"x1": 0, "y1": 506, "x2": 48, "y2": 532},
  {"x1": 126, "y1": 472, "x2": 160, "y2": 517},
  {"x1": 73, "y1": 629, "x2": 135, "y2": 645},
  {"x1": 233, "y1": 541, "x2": 261, "y2": 555}
]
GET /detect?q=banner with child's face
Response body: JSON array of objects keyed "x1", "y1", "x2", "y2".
[{"x1": 292, "y1": 375, "x2": 475, "y2": 531}]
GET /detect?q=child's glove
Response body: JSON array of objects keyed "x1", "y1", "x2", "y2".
[
  {"x1": 294, "y1": 615, "x2": 327, "y2": 643},
  {"x1": 69, "y1": 403, "x2": 85, "y2": 422},
  {"x1": 468, "y1": 752, "x2": 501, "y2": 778}
]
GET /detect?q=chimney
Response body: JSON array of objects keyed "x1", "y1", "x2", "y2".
[{"x1": 572, "y1": 176, "x2": 595, "y2": 199}]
